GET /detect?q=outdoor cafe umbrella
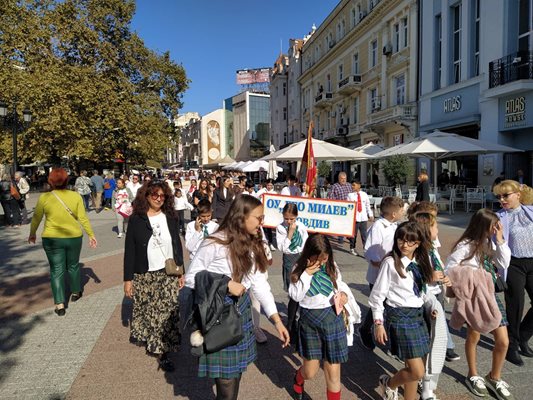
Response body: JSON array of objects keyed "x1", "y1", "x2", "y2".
[
  {"x1": 261, "y1": 138, "x2": 371, "y2": 161},
  {"x1": 372, "y1": 130, "x2": 523, "y2": 192},
  {"x1": 242, "y1": 159, "x2": 283, "y2": 173}
]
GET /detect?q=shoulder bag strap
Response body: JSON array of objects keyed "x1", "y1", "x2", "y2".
[{"x1": 51, "y1": 191, "x2": 78, "y2": 221}]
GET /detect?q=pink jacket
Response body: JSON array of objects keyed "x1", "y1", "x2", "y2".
[{"x1": 447, "y1": 266, "x2": 501, "y2": 334}]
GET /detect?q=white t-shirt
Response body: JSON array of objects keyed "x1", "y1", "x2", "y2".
[{"x1": 147, "y1": 213, "x2": 173, "y2": 272}]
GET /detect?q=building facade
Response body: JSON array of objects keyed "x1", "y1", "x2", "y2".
[
  {"x1": 175, "y1": 112, "x2": 200, "y2": 166},
  {"x1": 420, "y1": 0, "x2": 533, "y2": 186},
  {"x1": 181, "y1": 118, "x2": 201, "y2": 168},
  {"x1": 298, "y1": 0, "x2": 418, "y2": 182},
  {"x1": 270, "y1": 54, "x2": 289, "y2": 150}
]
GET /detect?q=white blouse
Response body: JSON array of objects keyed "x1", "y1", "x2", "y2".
[
  {"x1": 147, "y1": 213, "x2": 173, "y2": 272},
  {"x1": 185, "y1": 220, "x2": 219, "y2": 258},
  {"x1": 368, "y1": 255, "x2": 425, "y2": 321},
  {"x1": 185, "y1": 233, "x2": 278, "y2": 317},
  {"x1": 276, "y1": 220, "x2": 309, "y2": 254}
]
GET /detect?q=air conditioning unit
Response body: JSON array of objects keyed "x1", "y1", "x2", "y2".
[
  {"x1": 329, "y1": 40, "x2": 336, "y2": 48},
  {"x1": 330, "y1": 111, "x2": 336, "y2": 117},
  {"x1": 359, "y1": 11, "x2": 367, "y2": 21},
  {"x1": 339, "y1": 106, "x2": 347, "y2": 114},
  {"x1": 383, "y1": 43, "x2": 393, "y2": 56},
  {"x1": 372, "y1": 99, "x2": 381, "y2": 111},
  {"x1": 338, "y1": 127, "x2": 348, "y2": 135}
]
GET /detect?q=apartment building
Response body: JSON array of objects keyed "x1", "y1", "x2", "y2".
[
  {"x1": 180, "y1": 117, "x2": 201, "y2": 168},
  {"x1": 270, "y1": 53, "x2": 289, "y2": 150},
  {"x1": 420, "y1": 0, "x2": 533, "y2": 186},
  {"x1": 175, "y1": 112, "x2": 200, "y2": 166},
  {"x1": 299, "y1": 0, "x2": 418, "y2": 151}
]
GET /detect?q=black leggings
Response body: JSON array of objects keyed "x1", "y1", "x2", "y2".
[{"x1": 215, "y1": 376, "x2": 241, "y2": 400}]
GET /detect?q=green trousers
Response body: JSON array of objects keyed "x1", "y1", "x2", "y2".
[{"x1": 42, "y1": 236, "x2": 83, "y2": 305}]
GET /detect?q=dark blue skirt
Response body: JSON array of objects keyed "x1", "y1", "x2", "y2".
[
  {"x1": 198, "y1": 292, "x2": 255, "y2": 378},
  {"x1": 385, "y1": 305, "x2": 429, "y2": 361}
]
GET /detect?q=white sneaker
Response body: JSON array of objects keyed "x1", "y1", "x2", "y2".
[
  {"x1": 465, "y1": 375, "x2": 489, "y2": 397},
  {"x1": 269, "y1": 244, "x2": 276, "y2": 251},
  {"x1": 117, "y1": 233, "x2": 123, "y2": 238},
  {"x1": 255, "y1": 328, "x2": 268, "y2": 344},
  {"x1": 379, "y1": 375, "x2": 398, "y2": 400},
  {"x1": 349, "y1": 248, "x2": 359, "y2": 256}
]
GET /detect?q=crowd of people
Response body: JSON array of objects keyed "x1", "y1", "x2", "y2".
[{"x1": 6, "y1": 165, "x2": 532, "y2": 400}]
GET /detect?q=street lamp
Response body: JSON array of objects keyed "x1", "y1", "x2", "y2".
[{"x1": 0, "y1": 101, "x2": 32, "y2": 174}]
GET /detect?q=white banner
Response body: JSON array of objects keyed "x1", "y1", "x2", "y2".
[{"x1": 262, "y1": 194, "x2": 356, "y2": 237}]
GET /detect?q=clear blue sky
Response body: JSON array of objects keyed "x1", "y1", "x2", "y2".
[{"x1": 131, "y1": 0, "x2": 339, "y2": 116}]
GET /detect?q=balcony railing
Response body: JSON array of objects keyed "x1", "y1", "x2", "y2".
[
  {"x1": 367, "y1": 103, "x2": 417, "y2": 126},
  {"x1": 314, "y1": 92, "x2": 333, "y2": 108},
  {"x1": 338, "y1": 75, "x2": 362, "y2": 95},
  {"x1": 489, "y1": 51, "x2": 533, "y2": 88}
]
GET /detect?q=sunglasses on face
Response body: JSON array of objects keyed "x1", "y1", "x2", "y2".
[
  {"x1": 496, "y1": 192, "x2": 516, "y2": 200},
  {"x1": 150, "y1": 193, "x2": 166, "y2": 200}
]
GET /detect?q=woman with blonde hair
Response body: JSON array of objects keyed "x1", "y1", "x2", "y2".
[
  {"x1": 416, "y1": 172, "x2": 430, "y2": 202},
  {"x1": 493, "y1": 180, "x2": 533, "y2": 367}
]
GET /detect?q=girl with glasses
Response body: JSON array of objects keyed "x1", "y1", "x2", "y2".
[
  {"x1": 493, "y1": 180, "x2": 533, "y2": 368},
  {"x1": 369, "y1": 221, "x2": 433, "y2": 400},
  {"x1": 123, "y1": 181, "x2": 184, "y2": 373},
  {"x1": 445, "y1": 208, "x2": 513, "y2": 399}
]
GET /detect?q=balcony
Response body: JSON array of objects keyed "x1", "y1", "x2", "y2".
[
  {"x1": 192, "y1": 138, "x2": 199, "y2": 145},
  {"x1": 338, "y1": 75, "x2": 362, "y2": 95},
  {"x1": 366, "y1": 103, "x2": 417, "y2": 127},
  {"x1": 489, "y1": 51, "x2": 533, "y2": 88},
  {"x1": 314, "y1": 92, "x2": 333, "y2": 109},
  {"x1": 184, "y1": 142, "x2": 190, "y2": 147}
]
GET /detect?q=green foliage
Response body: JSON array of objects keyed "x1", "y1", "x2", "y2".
[
  {"x1": 0, "y1": 0, "x2": 189, "y2": 166},
  {"x1": 382, "y1": 155, "x2": 410, "y2": 185},
  {"x1": 317, "y1": 161, "x2": 331, "y2": 178}
]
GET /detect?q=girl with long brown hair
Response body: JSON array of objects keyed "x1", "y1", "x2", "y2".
[
  {"x1": 289, "y1": 234, "x2": 350, "y2": 400},
  {"x1": 445, "y1": 208, "x2": 513, "y2": 399},
  {"x1": 369, "y1": 221, "x2": 433, "y2": 400},
  {"x1": 185, "y1": 195, "x2": 289, "y2": 400}
]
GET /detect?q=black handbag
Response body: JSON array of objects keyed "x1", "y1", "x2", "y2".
[
  {"x1": 203, "y1": 299, "x2": 243, "y2": 353},
  {"x1": 494, "y1": 275, "x2": 508, "y2": 293}
]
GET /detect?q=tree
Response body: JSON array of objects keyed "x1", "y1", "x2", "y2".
[
  {"x1": 317, "y1": 161, "x2": 331, "y2": 179},
  {"x1": 382, "y1": 155, "x2": 410, "y2": 186},
  {"x1": 0, "y1": 0, "x2": 189, "y2": 167}
]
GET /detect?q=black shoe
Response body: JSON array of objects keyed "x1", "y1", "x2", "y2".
[
  {"x1": 520, "y1": 341, "x2": 533, "y2": 357},
  {"x1": 358, "y1": 326, "x2": 375, "y2": 350},
  {"x1": 158, "y1": 354, "x2": 175, "y2": 372},
  {"x1": 506, "y1": 349, "x2": 524, "y2": 366},
  {"x1": 445, "y1": 348, "x2": 461, "y2": 362},
  {"x1": 54, "y1": 307, "x2": 66, "y2": 316},
  {"x1": 70, "y1": 292, "x2": 83, "y2": 302}
]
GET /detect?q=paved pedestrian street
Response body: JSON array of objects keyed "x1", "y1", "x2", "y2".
[{"x1": 1, "y1": 197, "x2": 531, "y2": 399}]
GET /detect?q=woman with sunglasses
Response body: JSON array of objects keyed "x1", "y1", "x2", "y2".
[
  {"x1": 124, "y1": 180, "x2": 184, "y2": 372},
  {"x1": 493, "y1": 180, "x2": 533, "y2": 367}
]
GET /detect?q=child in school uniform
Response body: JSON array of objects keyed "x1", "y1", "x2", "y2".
[
  {"x1": 185, "y1": 199, "x2": 219, "y2": 259},
  {"x1": 445, "y1": 209, "x2": 514, "y2": 400},
  {"x1": 276, "y1": 203, "x2": 309, "y2": 342},
  {"x1": 174, "y1": 188, "x2": 194, "y2": 235},
  {"x1": 289, "y1": 234, "x2": 352, "y2": 400},
  {"x1": 369, "y1": 221, "x2": 435, "y2": 400},
  {"x1": 359, "y1": 196, "x2": 405, "y2": 350}
]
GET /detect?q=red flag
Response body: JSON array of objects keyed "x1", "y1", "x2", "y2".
[{"x1": 301, "y1": 121, "x2": 317, "y2": 197}]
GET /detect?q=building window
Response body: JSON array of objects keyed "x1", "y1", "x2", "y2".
[
  {"x1": 353, "y1": 97, "x2": 359, "y2": 124},
  {"x1": 337, "y1": 23, "x2": 342, "y2": 42},
  {"x1": 282, "y1": 82, "x2": 287, "y2": 95},
  {"x1": 402, "y1": 17, "x2": 408, "y2": 48},
  {"x1": 393, "y1": 23, "x2": 400, "y2": 52},
  {"x1": 341, "y1": 19, "x2": 346, "y2": 37},
  {"x1": 327, "y1": 74, "x2": 331, "y2": 92},
  {"x1": 353, "y1": 53, "x2": 360, "y2": 74},
  {"x1": 351, "y1": 8, "x2": 357, "y2": 28},
  {"x1": 473, "y1": 0, "x2": 480, "y2": 76},
  {"x1": 283, "y1": 107, "x2": 287, "y2": 120},
  {"x1": 435, "y1": 14, "x2": 442, "y2": 89},
  {"x1": 370, "y1": 88, "x2": 379, "y2": 111},
  {"x1": 370, "y1": 39, "x2": 378, "y2": 67},
  {"x1": 338, "y1": 64, "x2": 344, "y2": 81},
  {"x1": 519, "y1": 0, "x2": 533, "y2": 51},
  {"x1": 315, "y1": 46, "x2": 319, "y2": 61},
  {"x1": 452, "y1": 4, "x2": 462, "y2": 84},
  {"x1": 395, "y1": 75, "x2": 405, "y2": 105}
]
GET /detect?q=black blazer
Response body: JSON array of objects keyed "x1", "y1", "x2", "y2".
[
  {"x1": 212, "y1": 188, "x2": 234, "y2": 221},
  {"x1": 124, "y1": 213, "x2": 184, "y2": 281},
  {"x1": 415, "y1": 180, "x2": 430, "y2": 202}
]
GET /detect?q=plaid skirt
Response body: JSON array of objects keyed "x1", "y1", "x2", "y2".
[
  {"x1": 385, "y1": 305, "x2": 429, "y2": 361},
  {"x1": 298, "y1": 306, "x2": 348, "y2": 364},
  {"x1": 282, "y1": 252, "x2": 300, "y2": 292},
  {"x1": 131, "y1": 270, "x2": 181, "y2": 355},
  {"x1": 496, "y1": 294, "x2": 509, "y2": 327},
  {"x1": 198, "y1": 292, "x2": 256, "y2": 379}
]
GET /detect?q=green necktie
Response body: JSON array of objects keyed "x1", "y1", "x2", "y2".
[
  {"x1": 307, "y1": 265, "x2": 334, "y2": 297},
  {"x1": 288, "y1": 225, "x2": 302, "y2": 252},
  {"x1": 203, "y1": 224, "x2": 209, "y2": 238}
]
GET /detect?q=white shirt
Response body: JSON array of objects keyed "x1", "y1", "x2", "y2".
[
  {"x1": 281, "y1": 185, "x2": 301, "y2": 197},
  {"x1": 255, "y1": 188, "x2": 277, "y2": 199},
  {"x1": 185, "y1": 220, "x2": 219, "y2": 258},
  {"x1": 126, "y1": 181, "x2": 142, "y2": 198},
  {"x1": 346, "y1": 190, "x2": 373, "y2": 222},
  {"x1": 185, "y1": 233, "x2": 278, "y2": 317},
  {"x1": 364, "y1": 217, "x2": 398, "y2": 284},
  {"x1": 147, "y1": 213, "x2": 173, "y2": 272},
  {"x1": 289, "y1": 263, "x2": 346, "y2": 309},
  {"x1": 174, "y1": 196, "x2": 194, "y2": 211},
  {"x1": 427, "y1": 239, "x2": 445, "y2": 296},
  {"x1": 369, "y1": 255, "x2": 426, "y2": 321},
  {"x1": 445, "y1": 239, "x2": 511, "y2": 279},
  {"x1": 276, "y1": 220, "x2": 309, "y2": 254}
]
